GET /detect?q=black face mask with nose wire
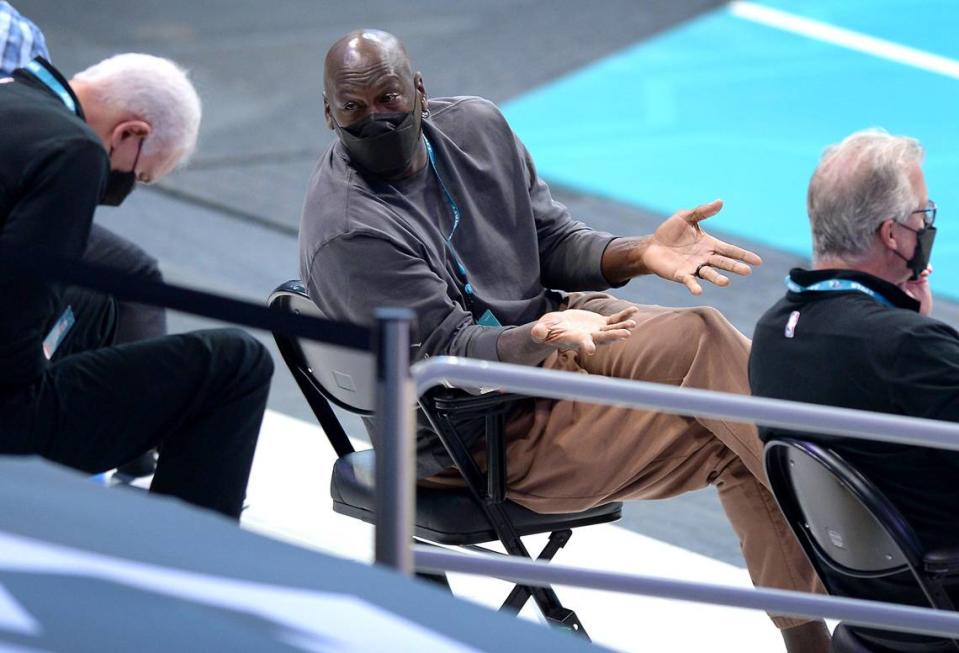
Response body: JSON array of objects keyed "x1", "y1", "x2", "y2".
[{"x1": 333, "y1": 93, "x2": 423, "y2": 178}]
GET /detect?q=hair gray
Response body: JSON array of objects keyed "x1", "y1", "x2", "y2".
[
  {"x1": 807, "y1": 128, "x2": 924, "y2": 261},
  {"x1": 73, "y1": 53, "x2": 202, "y2": 166}
]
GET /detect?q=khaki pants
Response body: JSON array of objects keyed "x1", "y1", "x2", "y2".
[{"x1": 500, "y1": 292, "x2": 825, "y2": 629}]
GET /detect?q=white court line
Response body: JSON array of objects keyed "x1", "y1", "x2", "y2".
[{"x1": 730, "y1": 1, "x2": 959, "y2": 80}]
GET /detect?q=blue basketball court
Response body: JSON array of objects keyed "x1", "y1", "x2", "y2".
[{"x1": 503, "y1": 0, "x2": 959, "y2": 296}]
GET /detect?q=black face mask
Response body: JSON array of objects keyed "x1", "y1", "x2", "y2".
[
  {"x1": 895, "y1": 223, "x2": 937, "y2": 280},
  {"x1": 101, "y1": 138, "x2": 143, "y2": 207},
  {"x1": 334, "y1": 94, "x2": 422, "y2": 178},
  {"x1": 101, "y1": 170, "x2": 136, "y2": 207}
]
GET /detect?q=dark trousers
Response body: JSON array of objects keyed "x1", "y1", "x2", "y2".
[
  {"x1": 0, "y1": 282, "x2": 274, "y2": 520},
  {"x1": 83, "y1": 224, "x2": 168, "y2": 477},
  {"x1": 84, "y1": 223, "x2": 167, "y2": 343}
]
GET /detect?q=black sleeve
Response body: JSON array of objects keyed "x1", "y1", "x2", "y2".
[
  {"x1": 1, "y1": 136, "x2": 107, "y2": 259},
  {"x1": 0, "y1": 136, "x2": 108, "y2": 386},
  {"x1": 890, "y1": 320, "x2": 959, "y2": 421}
]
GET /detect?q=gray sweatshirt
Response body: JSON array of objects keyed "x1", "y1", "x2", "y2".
[{"x1": 299, "y1": 96, "x2": 617, "y2": 474}]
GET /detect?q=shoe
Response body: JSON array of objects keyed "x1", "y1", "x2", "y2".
[{"x1": 114, "y1": 449, "x2": 158, "y2": 482}]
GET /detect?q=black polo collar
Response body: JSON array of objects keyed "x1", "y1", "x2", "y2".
[{"x1": 787, "y1": 267, "x2": 920, "y2": 312}]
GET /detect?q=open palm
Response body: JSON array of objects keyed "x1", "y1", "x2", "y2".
[
  {"x1": 643, "y1": 199, "x2": 763, "y2": 295},
  {"x1": 530, "y1": 308, "x2": 638, "y2": 356}
]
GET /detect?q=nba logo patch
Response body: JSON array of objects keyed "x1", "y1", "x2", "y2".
[{"x1": 784, "y1": 311, "x2": 800, "y2": 339}]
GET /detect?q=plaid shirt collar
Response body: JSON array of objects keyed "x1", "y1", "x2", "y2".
[{"x1": 0, "y1": 1, "x2": 50, "y2": 77}]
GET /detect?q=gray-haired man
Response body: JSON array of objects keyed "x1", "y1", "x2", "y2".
[
  {"x1": 750, "y1": 128, "x2": 956, "y2": 650},
  {"x1": 0, "y1": 54, "x2": 273, "y2": 519}
]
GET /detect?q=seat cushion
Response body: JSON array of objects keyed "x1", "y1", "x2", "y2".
[
  {"x1": 832, "y1": 624, "x2": 882, "y2": 653},
  {"x1": 331, "y1": 450, "x2": 622, "y2": 545},
  {"x1": 833, "y1": 623, "x2": 958, "y2": 653}
]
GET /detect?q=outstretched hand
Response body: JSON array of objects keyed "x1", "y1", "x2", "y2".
[
  {"x1": 530, "y1": 307, "x2": 638, "y2": 356},
  {"x1": 642, "y1": 199, "x2": 763, "y2": 295}
]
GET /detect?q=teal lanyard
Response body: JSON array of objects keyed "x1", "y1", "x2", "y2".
[
  {"x1": 25, "y1": 60, "x2": 77, "y2": 114},
  {"x1": 424, "y1": 136, "x2": 474, "y2": 296},
  {"x1": 785, "y1": 276, "x2": 894, "y2": 307}
]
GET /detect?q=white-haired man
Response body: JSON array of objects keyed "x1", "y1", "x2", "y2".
[
  {"x1": 750, "y1": 129, "x2": 956, "y2": 650},
  {"x1": 0, "y1": 54, "x2": 273, "y2": 519},
  {"x1": 0, "y1": 2, "x2": 174, "y2": 480}
]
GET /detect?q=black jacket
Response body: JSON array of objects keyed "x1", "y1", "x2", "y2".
[
  {"x1": 0, "y1": 58, "x2": 108, "y2": 388},
  {"x1": 751, "y1": 267, "x2": 959, "y2": 549}
]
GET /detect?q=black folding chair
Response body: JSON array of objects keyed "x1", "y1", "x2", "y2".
[
  {"x1": 764, "y1": 438, "x2": 959, "y2": 652},
  {"x1": 269, "y1": 280, "x2": 622, "y2": 640}
]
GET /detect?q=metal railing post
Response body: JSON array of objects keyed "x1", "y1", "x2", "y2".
[{"x1": 373, "y1": 308, "x2": 415, "y2": 574}]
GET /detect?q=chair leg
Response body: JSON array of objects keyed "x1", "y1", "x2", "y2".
[
  {"x1": 539, "y1": 529, "x2": 573, "y2": 561},
  {"x1": 501, "y1": 530, "x2": 572, "y2": 611},
  {"x1": 542, "y1": 606, "x2": 588, "y2": 637},
  {"x1": 426, "y1": 412, "x2": 588, "y2": 638},
  {"x1": 501, "y1": 584, "x2": 532, "y2": 613},
  {"x1": 413, "y1": 539, "x2": 454, "y2": 593},
  {"x1": 501, "y1": 578, "x2": 588, "y2": 640},
  {"x1": 416, "y1": 571, "x2": 453, "y2": 593},
  {"x1": 498, "y1": 530, "x2": 588, "y2": 640},
  {"x1": 922, "y1": 580, "x2": 959, "y2": 651}
]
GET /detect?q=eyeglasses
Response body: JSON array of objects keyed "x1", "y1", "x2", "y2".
[{"x1": 909, "y1": 199, "x2": 937, "y2": 229}]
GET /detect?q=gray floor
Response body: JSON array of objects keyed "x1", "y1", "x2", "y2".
[
  {"x1": 28, "y1": 0, "x2": 724, "y2": 234},
  {"x1": 26, "y1": 0, "x2": 959, "y2": 567}
]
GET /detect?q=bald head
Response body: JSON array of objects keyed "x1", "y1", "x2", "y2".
[
  {"x1": 322, "y1": 29, "x2": 429, "y2": 178},
  {"x1": 324, "y1": 30, "x2": 413, "y2": 99},
  {"x1": 322, "y1": 30, "x2": 426, "y2": 134}
]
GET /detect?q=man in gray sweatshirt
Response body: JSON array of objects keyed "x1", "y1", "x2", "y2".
[{"x1": 299, "y1": 29, "x2": 829, "y2": 651}]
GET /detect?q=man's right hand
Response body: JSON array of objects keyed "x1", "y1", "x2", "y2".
[
  {"x1": 530, "y1": 307, "x2": 638, "y2": 356},
  {"x1": 902, "y1": 264, "x2": 933, "y2": 316}
]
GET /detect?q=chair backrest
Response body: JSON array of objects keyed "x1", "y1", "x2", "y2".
[
  {"x1": 268, "y1": 280, "x2": 376, "y2": 457},
  {"x1": 764, "y1": 438, "x2": 923, "y2": 578},
  {"x1": 767, "y1": 438, "x2": 959, "y2": 652}
]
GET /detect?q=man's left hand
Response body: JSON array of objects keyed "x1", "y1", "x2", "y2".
[{"x1": 641, "y1": 199, "x2": 763, "y2": 295}]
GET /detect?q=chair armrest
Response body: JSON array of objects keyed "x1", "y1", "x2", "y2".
[
  {"x1": 923, "y1": 547, "x2": 959, "y2": 576},
  {"x1": 429, "y1": 389, "x2": 527, "y2": 416},
  {"x1": 422, "y1": 389, "x2": 528, "y2": 505}
]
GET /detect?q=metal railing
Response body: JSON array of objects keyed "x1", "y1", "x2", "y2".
[
  {"x1": 368, "y1": 355, "x2": 959, "y2": 640},
  {"x1": 14, "y1": 250, "x2": 958, "y2": 641},
  {"x1": 414, "y1": 547, "x2": 959, "y2": 640},
  {"x1": 413, "y1": 357, "x2": 959, "y2": 453}
]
